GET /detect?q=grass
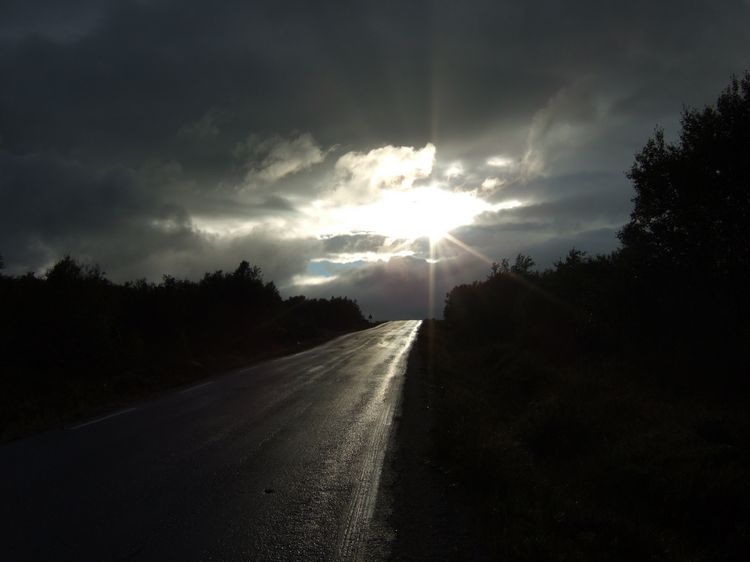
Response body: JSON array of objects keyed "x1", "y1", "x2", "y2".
[{"x1": 408, "y1": 320, "x2": 750, "y2": 561}]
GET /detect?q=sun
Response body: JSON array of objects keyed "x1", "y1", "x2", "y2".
[
  {"x1": 305, "y1": 184, "x2": 522, "y2": 243},
  {"x1": 325, "y1": 186, "x2": 496, "y2": 241}
]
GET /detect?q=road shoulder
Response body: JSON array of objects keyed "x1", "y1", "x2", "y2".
[{"x1": 374, "y1": 321, "x2": 487, "y2": 561}]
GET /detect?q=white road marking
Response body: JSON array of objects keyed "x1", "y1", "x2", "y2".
[
  {"x1": 68, "y1": 407, "x2": 138, "y2": 430},
  {"x1": 179, "y1": 381, "x2": 215, "y2": 394}
]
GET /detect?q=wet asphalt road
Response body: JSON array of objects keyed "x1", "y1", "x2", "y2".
[{"x1": 0, "y1": 320, "x2": 421, "y2": 561}]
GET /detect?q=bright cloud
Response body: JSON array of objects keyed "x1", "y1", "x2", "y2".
[
  {"x1": 312, "y1": 250, "x2": 415, "y2": 264},
  {"x1": 481, "y1": 177, "x2": 505, "y2": 191},
  {"x1": 444, "y1": 162, "x2": 464, "y2": 179},
  {"x1": 191, "y1": 141, "x2": 525, "y2": 252},
  {"x1": 305, "y1": 185, "x2": 519, "y2": 241},
  {"x1": 288, "y1": 274, "x2": 338, "y2": 287},
  {"x1": 333, "y1": 143, "x2": 436, "y2": 201},
  {"x1": 487, "y1": 155, "x2": 514, "y2": 168}
]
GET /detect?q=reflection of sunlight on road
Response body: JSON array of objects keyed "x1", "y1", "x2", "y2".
[
  {"x1": 375, "y1": 320, "x2": 421, "y2": 403},
  {"x1": 336, "y1": 320, "x2": 422, "y2": 560}
]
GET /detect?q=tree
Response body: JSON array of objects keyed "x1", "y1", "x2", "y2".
[
  {"x1": 618, "y1": 72, "x2": 750, "y2": 285},
  {"x1": 232, "y1": 260, "x2": 262, "y2": 282},
  {"x1": 618, "y1": 72, "x2": 750, "y2": 345},
  {"x1": 488, "y1": 254, "x2": 536, "y2": 279},
  {"x1": 45, "y1": 255, "x2": 107, "y2": 285}
]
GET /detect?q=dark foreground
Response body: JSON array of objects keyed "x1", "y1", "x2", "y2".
[
  {"x1": 0, "y1": 320, "x2": 419, "y2": 561},
  {"x1": 393, "y1": 320, "x2": 750, "y2": 561}
]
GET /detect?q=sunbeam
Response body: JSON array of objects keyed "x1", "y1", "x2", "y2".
[{"x1": 442, "y1": 232, "x2": 494, "y2": 264}]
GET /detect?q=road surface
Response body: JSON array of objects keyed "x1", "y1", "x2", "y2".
[{"x1": 0, "y1": 320, "x2": 421, "y2": 561}]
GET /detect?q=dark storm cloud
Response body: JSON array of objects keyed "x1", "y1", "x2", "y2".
[
  {"x1": 0, "y1": 0, "x2": 113, "y2": 43},
  {"x1": 479, "y1": 172, "x2": 633, "y2": 230},
  {"x1": 0, "y1": 149, "x2": 162, "y2": 269},
  {"x1": 0, "y1": 0, "x2": 431, "y2": 162},
  {"x1": 5, "y1": 0, "x2": 745, "y2": 160},
  {"x1": 0, "y1": 148, "x2": 315, "y2": 282},
  {"x1": 115, "y1": 229, "x2": 322, "y2": 287},
  {"x1": 1, "y1": 0, "x2": 749, "y2": 316},
  {"x1": 524, "y1": 227, "x2": 622, "y2": 266}
]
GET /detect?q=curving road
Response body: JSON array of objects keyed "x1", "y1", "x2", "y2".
[{"x1": 0, "y1": 320, "x2": 421, "y2": 561}]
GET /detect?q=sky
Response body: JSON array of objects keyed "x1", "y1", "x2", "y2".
[{"x1": 1, "y1": 0, "x2": 749, "y2": 319}]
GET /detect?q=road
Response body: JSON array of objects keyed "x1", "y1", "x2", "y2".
[{"x1": 0, "y1": 320, "x2": 421, "y2": 561}]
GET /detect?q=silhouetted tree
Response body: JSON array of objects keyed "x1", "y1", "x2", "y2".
[
  {"x1": 232, "y1": 260, "x2": 262, "y2": 282},
  {"x1": 489, "y1": 254, "x2": 536, "y2": 279},
  {"x1": 619, "y1": 72, "x2": 750, "y2": 283},
  {"x1": 618, "y1": 72, "x2": 750, "y2": 343},
  {"x1": 45, "y1": 255, "x2": 107, "y2": 285}
]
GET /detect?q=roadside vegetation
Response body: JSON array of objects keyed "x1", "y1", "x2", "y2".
[
  {"x1": 404, "y1": 73, "x2": 750, "y2": 560},
  {"x1": 0, "y1": 258, "x2": 368, "y2": 441}
]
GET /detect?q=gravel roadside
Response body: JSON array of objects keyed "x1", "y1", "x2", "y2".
[{"x1": 369, "y1": 322, "x2": 489, "y2": 561}]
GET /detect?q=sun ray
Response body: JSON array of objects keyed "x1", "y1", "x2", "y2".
[
  {"x1": 442, "y1": 233, "x2": 580, "y2": 317},
  {"x1": 442, "y1": 232, "x2": 494, "y2": 265},
  {"x1": 428, "y1": 237, "x2": 437, "y2": 318}
]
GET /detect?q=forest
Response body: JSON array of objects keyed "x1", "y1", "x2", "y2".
[
  {"x1": 400, "y1": 73, "x2": 750, "y2": 560},
  {"x1": 0, "y1": 258, "x2": 368, "y2": 440}
]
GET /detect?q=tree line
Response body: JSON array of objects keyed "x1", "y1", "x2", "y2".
[
  {"x1": 444, "y1": 71, "x2": 750, "y2": 382},
  {"x1": 0, "y1": 257, "x2": 367, "y2": 437}
]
